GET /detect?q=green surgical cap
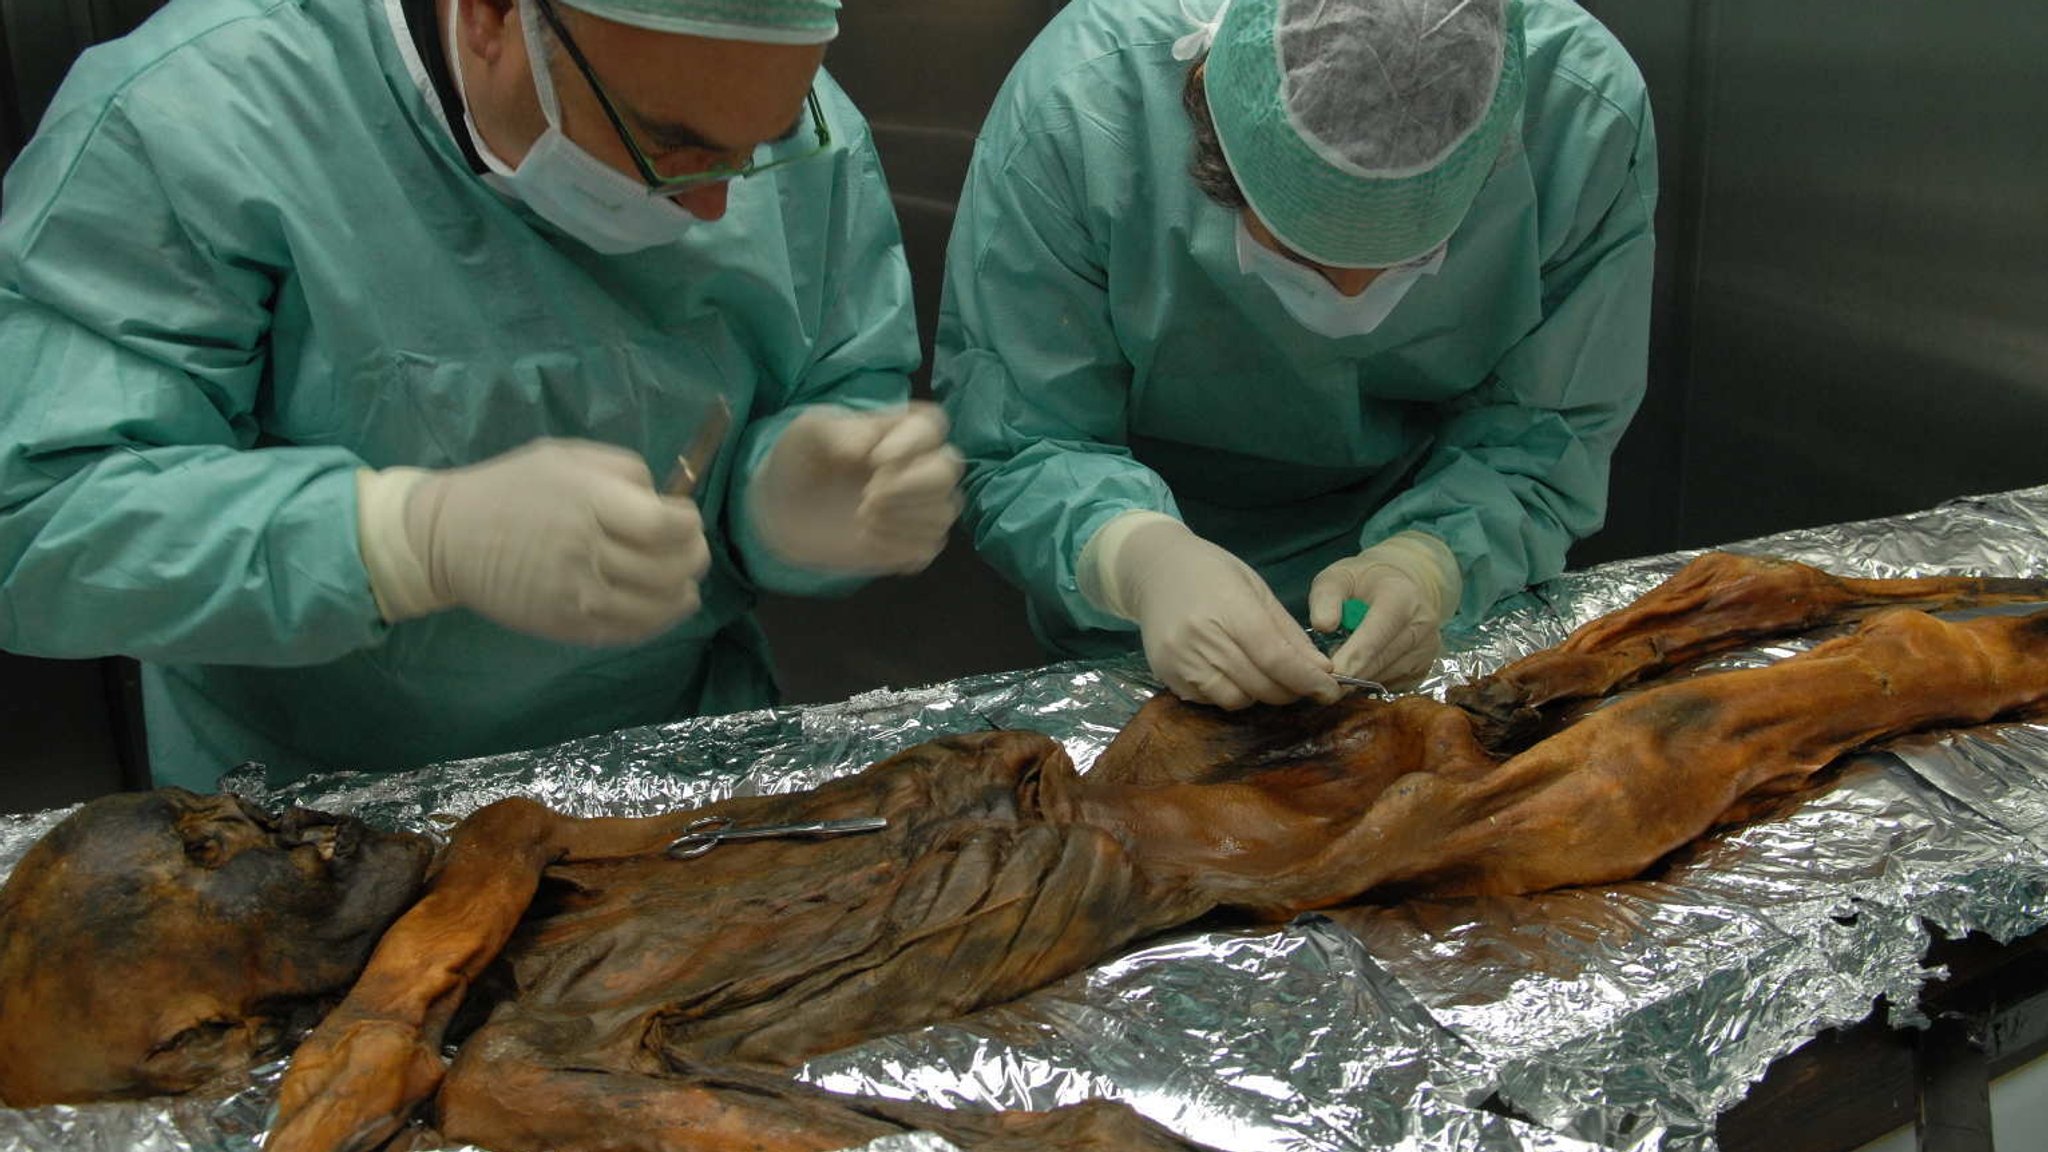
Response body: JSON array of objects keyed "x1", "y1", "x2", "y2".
[
  {"x1": 560, "y1": 0, "x2": 840, "y2": 43},
  {"x1": 1206, "y1": 0, "x2": 1525, "y2": 267}
]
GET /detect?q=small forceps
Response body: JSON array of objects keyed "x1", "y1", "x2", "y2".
[
  {"x1": 666, "y1": 815, "x2": 890, "y2": 859},
  {"x1": 1332, "y1": 674, "x2": 1392, "y2": 696},
  {"x1": 663, "y1": 395, "x2": 734, "y2": 499}
]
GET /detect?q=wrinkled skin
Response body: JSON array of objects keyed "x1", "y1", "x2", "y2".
[
  {"x1": 0, "y1": 790, "x2": 432, "y2": 1104},
  {"x1": 1, "y1": 554, "x2": 2045, "y2": 1152},
  {"x1": 1443, "y1": 552, "x2": 2048, "y2": 748}
]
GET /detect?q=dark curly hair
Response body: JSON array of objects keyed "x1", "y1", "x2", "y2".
[{"x1": 1183, "y1": 57, "x2": 1247, "y2": 210}]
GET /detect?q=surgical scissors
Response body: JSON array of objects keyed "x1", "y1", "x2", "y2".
[{"x1": 665, "y1": 815, "x2": 890, "y2": 859}]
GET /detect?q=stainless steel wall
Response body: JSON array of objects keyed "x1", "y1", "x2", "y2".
[
  {"x1": 815, "y1": 0, "x2": 1064, "y2": 377},
  {"x1": 1563, "y1": 1, "x2": 2048, "y2": 553},
  {"x1": 1668, "y1": 0, "x2": 2048, "y2": 545}
]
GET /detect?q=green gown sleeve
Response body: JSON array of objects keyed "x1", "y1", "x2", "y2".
[
  {"x1": 729, "y1": 97, "x2": 924, "y2": 598},
  {"x1": 0, "y1": 101, "x2": 383, "y2": 665},
  {"x1": 933, "y1": 121, "x2": 1175, "y2": 637},
  {"x1": 1358, "y1": 84, "x2": 1659, "y2": 623}
]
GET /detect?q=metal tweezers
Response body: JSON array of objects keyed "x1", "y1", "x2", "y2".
[
  {"x1": 1332, "y1": 674, "x2": 1392, "y2": 696},
  {"x1": 666, "y1": 815, "x2": 890, "y2": 858}
]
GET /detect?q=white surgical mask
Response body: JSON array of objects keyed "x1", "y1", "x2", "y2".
[
  {"x1": 1235, "y1": 218, "x2": 1445, "y2": 339},
  {"x1": 447, "y1": 0, "x2": 700, "y2": 254}
]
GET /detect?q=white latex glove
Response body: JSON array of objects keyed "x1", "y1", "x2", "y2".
[
  {"x1": 1081, "y1": 511, "x2": 1341, "y2": 710},
  {"x1": 747, "y1": 402, "x2": 965, "y2": 575},
  {"x1": 1307, "y1": 531, "x2": 1462, "y2": 690},
  {"x1": 356, "y1": 439, "x2": 710, "y2": 646}
]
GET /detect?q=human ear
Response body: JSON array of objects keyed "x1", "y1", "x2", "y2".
[{"x1": 454, "y1": 0, "x2": 520, "y2": 67}]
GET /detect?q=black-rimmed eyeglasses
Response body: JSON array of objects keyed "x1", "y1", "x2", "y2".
[{"x1": 528, "y1": 0, "x2": 832, "y2": 197}]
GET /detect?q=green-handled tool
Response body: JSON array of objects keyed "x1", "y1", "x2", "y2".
[{"x1": 1341, "y1": 598, "x2": 1370, "y2": 632}]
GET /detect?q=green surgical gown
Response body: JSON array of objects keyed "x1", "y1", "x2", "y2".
[
  {"x1": 934, "y1": 0, "x2": 1657, "y2": 657},
  {"x1": 0, "y1": 0, "x2": 918, "y2": 787}
]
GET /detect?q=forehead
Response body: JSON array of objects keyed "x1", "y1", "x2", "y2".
[
  {"x1": 33, "y1": 791, "x2": 186, "y2": 877},
  {"x1": 11, "y1": 795, "x2": 213, "y2": 939},
  {"x1": 552, "y1": 9, "x2": 826, "y2": 143},
  {"x1": 15, "y1": 791, "x2": 298, "y2": 925}
]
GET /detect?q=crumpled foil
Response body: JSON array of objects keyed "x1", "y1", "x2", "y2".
[{"x1": 5, "y1": 484, "x2": 2048, "y2": 1152}]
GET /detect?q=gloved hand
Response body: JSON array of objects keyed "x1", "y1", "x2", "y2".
[
  {"x1": 1081, "y1": 511, "x2": 1341, "y2": 710},
  {"x1": 356, "y1": 439, "x2": 710, "y2": 646},
  {"x1": 746, "y1": 402, "x2": 965, "y2": 575},
  {"x1": 1307, "y1": 531, "x2": 1462, "y2": 689}
]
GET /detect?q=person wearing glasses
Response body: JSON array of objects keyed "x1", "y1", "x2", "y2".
[
  {"x1": 0, "y1": 0, "x2": 962, "y2": 786},
  {"x1": 934, "y1": 0, "x2": 1655, "y2": 710}
]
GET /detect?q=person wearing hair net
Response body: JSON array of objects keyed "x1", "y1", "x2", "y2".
[
  {"x1": 935, "y1": 0, "x2": 1655, "y2": 709},
  {"x1": 0, "y1": 0, "x2": 963, "y2": 786}
]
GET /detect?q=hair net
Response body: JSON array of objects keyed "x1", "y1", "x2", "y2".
[
  {"x1": 1205, "y1": 0, "x2": 1524, "y2": 267},
  {"x1": 559, "y1": 0, "x2": 840, "y2": 43}
]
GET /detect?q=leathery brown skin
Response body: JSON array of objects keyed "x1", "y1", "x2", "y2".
[
  {"x1": 1446, "y1": 552, "x2": 2048, "y2": 749},
  {"x1": 1086, "y1": 607, "x2": 2048, "y2": 917},
  {"x1": 0, "y1": 553, "x2": 2043, "y2": 1152},
  {"x1": 269, "y1": 731, "x2": 1215, "y2": 1152},
  {"x1": 0, "y1": 791, "x2": 434, "y2": 1105}
]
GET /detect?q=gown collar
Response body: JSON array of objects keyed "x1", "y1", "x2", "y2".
[{"x1": 383, "y1": 0, "x2": 488, "y2": 173}]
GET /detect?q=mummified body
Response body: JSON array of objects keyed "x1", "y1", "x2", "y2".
[{"x1": 1, "y1": 554, "x2": 2046, "y2": 1152}]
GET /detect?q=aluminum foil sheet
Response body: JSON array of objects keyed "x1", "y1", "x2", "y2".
[{"x1": 5, "y1": 484, "x2": 2048, "y2": 1152}]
